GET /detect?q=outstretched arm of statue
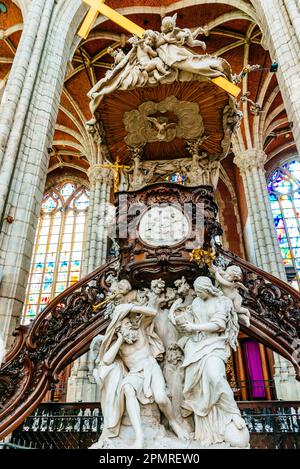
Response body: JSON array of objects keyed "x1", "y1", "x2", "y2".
[
  {"x1": 213, "y1": 269, "x2": 234, "y2": 288},
  {"x1": 130, "y1": 304, "x2": 157, "y2": 317},
  {"x1": 235, "y1": 281, "x2": 249, "y2": 292},
  {"x1": 102, "y1": 334, "x2": 124, "y2": 366},
  {"x1": 179, "y1": 320, "x2": 221, "y2": 334}
]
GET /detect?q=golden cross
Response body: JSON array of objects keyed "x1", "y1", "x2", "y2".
[
  {"x1": 78, "y1": 0, "x2": 144, "y2": 39},
  {"x1": 100, "y1": 156, "x2": 131, "y2": 193},
  {"x1": 78, "y1": 1, "x2": 240, "y2": 97}
]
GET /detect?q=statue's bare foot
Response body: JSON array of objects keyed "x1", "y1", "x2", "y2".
[
  {"x1": 170, "y1": 420, "x2": 190, "y2": 441},
  {"x1": 232, "y1": 414, "x2": 246, "y2": 430}
]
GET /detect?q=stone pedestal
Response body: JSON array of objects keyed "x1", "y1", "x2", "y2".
[{"x1": 90, "y1": 403, "x2": 249, "y2": 450}]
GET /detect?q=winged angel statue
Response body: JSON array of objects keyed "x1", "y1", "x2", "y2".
[{"x1": 87, "y1": 14, "x2": 233, "y2": 126}]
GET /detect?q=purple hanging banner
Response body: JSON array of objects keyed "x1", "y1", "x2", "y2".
[{"x1": 244, "y1": 340, "x2": 266, "y2": 399}]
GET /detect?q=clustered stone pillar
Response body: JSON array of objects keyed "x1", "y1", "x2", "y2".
[
  {"x1": 234, "y1": 148, "x2": 300, "y2": 400},
  {"x1": 254, "y1": 0, "x2": 300, "y2": 154},
  {"x1": 0, "y1": 0, "x2": 62, "y2": 349},
  {"x1": 234, "y1": 149, "x2": 286, "y2": 279},
  {"x1": 83, "y1": 165, "x2": 114, "y2": 275},
  {"x1": 66, "y1": 165, "x2": 114, "y2": 402}
]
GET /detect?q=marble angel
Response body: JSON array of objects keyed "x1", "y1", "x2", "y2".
[{"x1": 170, "y1": 276, "x2": 250, "y2": 448}]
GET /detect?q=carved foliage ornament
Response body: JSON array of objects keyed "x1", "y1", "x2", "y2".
[{"x1": 123, "y1": 96, "x2": 204, "y2": 146}]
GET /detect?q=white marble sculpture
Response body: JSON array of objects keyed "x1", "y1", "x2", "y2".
[
  {"x1": 90, "y1": 272, "x2": 250, "y2": 449},
  {"x1": 91, "y1": 303, "x2": 189, "y2": 449},
  {"x1": 170, "y1": 276, "x2": 250, "y2": 448},
  {"x1": 87, "y1": 15, "x2": 233, "y2": 125},
  {"x1": 210, "y1": 264, "x2": 251, "y2": 327},
  {"x1": 123, "y1": 96, "x2": 204, "y2": 146},
  {"x1": 128, "y1": 152, "x2": 158, "y2": 191}
]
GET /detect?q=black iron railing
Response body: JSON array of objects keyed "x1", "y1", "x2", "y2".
[
  {"x1": 9, "y1": 404, "x2": 103, "y2": 449},
  {"x1": 6, "y1": 402, "x2": 300, "y2": 449}
]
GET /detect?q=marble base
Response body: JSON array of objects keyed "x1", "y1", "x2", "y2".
[
  {"x1": 90, "y1": 424, "x2": 249, "y2": 449},
  {"x1": 89, "y1": 404, "x2": 248, "y2": 450}
]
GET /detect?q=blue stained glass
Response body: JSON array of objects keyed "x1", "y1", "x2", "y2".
[
  {"x1": 274, "y1": 216, "x2": 284, "y2": 229},
  {"x1": 74, "y1": 192, "x2": 89, "y2": 210},
  {"x1": 70, "y1": 260, "x2": 80, "y2": 272},
  {"x1": 23, "y1": 183, "x2": 89, "y2": 324},
  {"x1": 34, "y1": 262, "x2": 44, "y2": 271},
  {"x1": 42, "y1": 282, "x2": 52, "y2": 293},
  {"x1": 273, "y1": 178, "x2": 292, "y2": 194},
  {"x1": 60, "y1": 261, "x2": 69, "y2": 272},
  {"x1": 165, "y1": 173, "x2": 187, "y2": 185},
  {"x1": 61, "y1": 183, "x2": 75, "y2": 198},
  {"x1": 279, "y1": 237, "x2": 289, "y2": 248},
  {"x1": 45, "y1": 262, "x2": 55, "y2": 273},
  {"x1": 42, "y1": 196, "x2": 57, "y2": 213},
  {"x1": 280, "y1": 248, "x2": 292, "y2": 259},
  {"x1": 44, "y1": 273, "x2": 54, "y2": 284}
]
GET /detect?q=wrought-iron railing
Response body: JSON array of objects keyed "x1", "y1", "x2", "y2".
[
  {"x1": 5, "y1": 401, "x2": 300, "y2": 450},
  {"x1": 9, "y1": 403, "x2": 103, "y2": 450}
]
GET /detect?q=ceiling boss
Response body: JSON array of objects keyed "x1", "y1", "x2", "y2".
[{"x1": 78, "y1": 0, "x2": 241, "y2": 98}]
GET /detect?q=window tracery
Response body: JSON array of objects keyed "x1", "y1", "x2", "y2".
[{"x1": 22, "y1": 182, "x2": 89, "y2": 323}]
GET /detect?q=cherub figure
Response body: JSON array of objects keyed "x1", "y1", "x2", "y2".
[
  {"x1": 106, "y1": 276, "x2": 136, "y2": 305},
  {"x1": 107, "y1": 47, "x2": 126, "y2": 66},
  {"x1": 131, "y1": 30, "x2": 170, "y2": 81},
  {"x1": 210, "y1": 264, "x2": 251, "y2": 327},
  {"x1": 158, "y1": 14, "x2": 207, "y2": 50}
]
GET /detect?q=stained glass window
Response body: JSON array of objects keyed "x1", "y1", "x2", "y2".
[
  {"x1": 22, "y1": 182, "x2": 90, "y2": 324},
  {"x1": 165, "y1": 173, "x2": 187, "y2": 185},
  {"x1": 268, "y1": 159, "x2": 300, "y2": 289}
]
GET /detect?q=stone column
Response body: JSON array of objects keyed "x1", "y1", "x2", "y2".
[
  {"x1": 234, "y1": 149, "x2": 286, "y2": 279},
  {"x1": 0, "y1": 0, "x2": 87, "y2": 350},
  {"x1": 234, "y1": 148, "x2": 300, "y2": 400},
  {"x1": 254, "y1": 0, "x2": 300, "y2": 153},
  {"x1": 83, "y1": 165, "x2": 114, "y2": 275},
  {"x1": 0, "y1": 0, "x2": 57, "y2": 348},
  {"x1": 66, "y1": 165, "x2": 114, "y2": 403}
]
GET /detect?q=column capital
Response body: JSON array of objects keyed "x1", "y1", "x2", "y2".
[
  {"x1": 234, "y1": 149, "x2": 267, "y2": 173},
  {"x1": 87, "y1": 164, "x2": 114, "y2": 184}
]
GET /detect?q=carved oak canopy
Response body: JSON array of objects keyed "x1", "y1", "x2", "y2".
[{"x1": 98, "y1": 81, "x2": 235, "y2": 163}]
